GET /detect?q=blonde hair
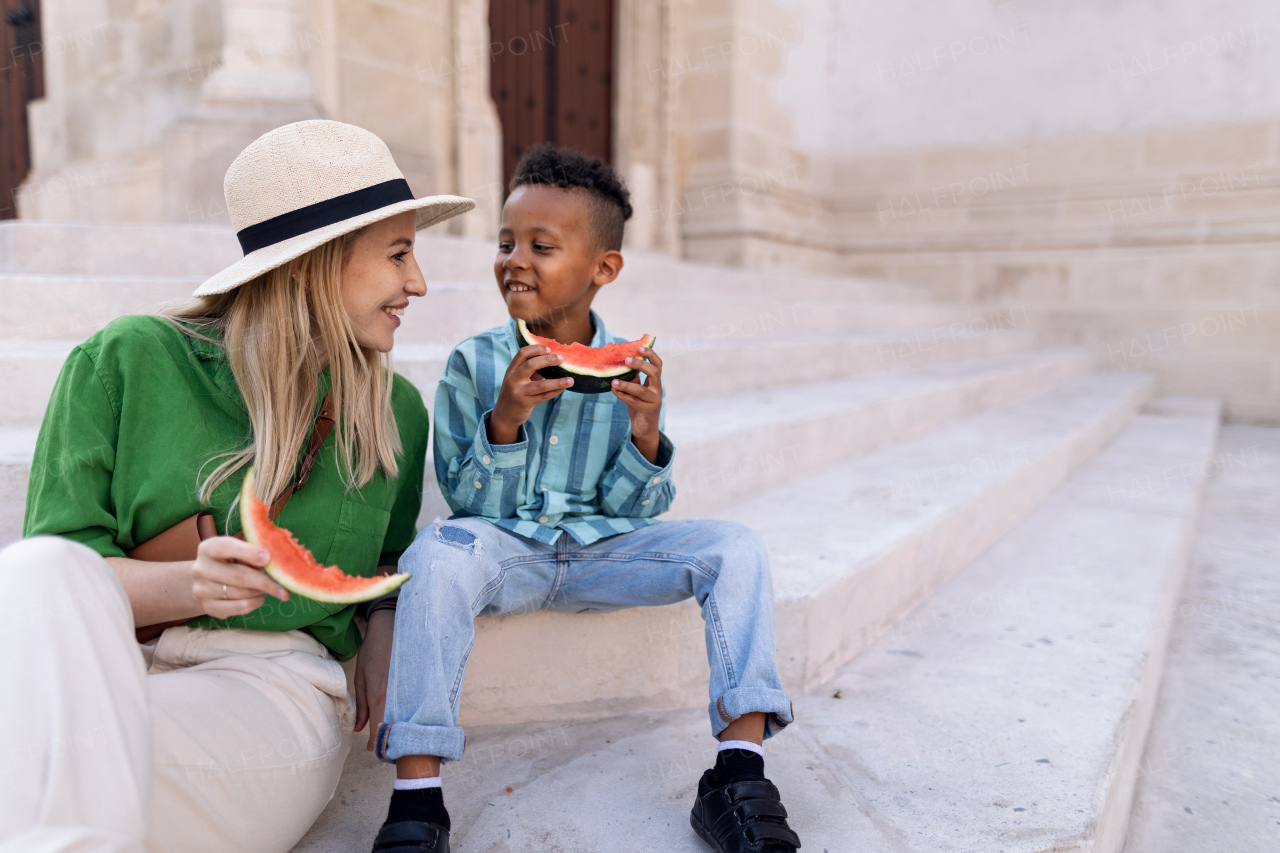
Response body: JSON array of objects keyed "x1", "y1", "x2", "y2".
[{"x1": 163, "y1": 230, "x2": 401, "y2": 505}]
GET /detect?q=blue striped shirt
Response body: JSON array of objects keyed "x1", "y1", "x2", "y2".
[{"x1": 433, "y1": 312, "x2": 676, "y2": 544}]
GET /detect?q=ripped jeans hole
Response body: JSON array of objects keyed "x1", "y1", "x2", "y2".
[{"x1": 435, "y1": 525, "x2": 482, "y2": 556}]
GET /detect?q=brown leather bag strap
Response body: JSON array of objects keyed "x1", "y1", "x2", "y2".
[
  {"x1": 266, "y1": 390, "x2": 335, "y2": 521},
  {"x1": 130, "y1": 390, "x2": 336, "y2": 644}
]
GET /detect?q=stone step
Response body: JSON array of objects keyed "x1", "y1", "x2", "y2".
[
  {"x1": 661, "y1": 346, "x2": 1092, "y2": 519},
  {"x1": 0, "y1": 275, "x2": 204, "y2": 341},
  {"x1": 1, "y1": 345, "x2": 1080, "y2": 546},
  {"x1": 417, "y1": 345, "x2": 1092, "y2": 525},
  {"x1": 590, "y1": 286, "x2": 1021, "y2": 339},
  {"x1": 1123, "y1": 424, "x2": 1280, "y2": 853},
  {"x1": 0, "y1": 222, "x2": 241, "y2": 277},
  {"x1": 0, "y1": 428, "x2": 37, "y2": 545},
  {"x1": 393, "y1": 326, "x2": 1038, "y2": 411},
  {"x1": 777, "y1": 399, "x2": 1221, "y2": 852},
  {"x1": 0, "y1": 270, "x2": 1007, "y2": 347},
  {"x1": 0, "y1": 220, "x2": 927, "y2": 303},
  {"x1": 313, "y1": 397, "x2": 1216, "y2": 853},
  {"x1": 0, "y1": 328, "x2": 1038, "y2": 431},
  {"x1": 453, "y1": 370, "x2": 1153, "y2": 725},
  {"x1": 0, "y1": 340, "x2": 77, "y2": 428},
  {"x1": 659, "y1": 328, "x2": 1039, "y2": 401}
]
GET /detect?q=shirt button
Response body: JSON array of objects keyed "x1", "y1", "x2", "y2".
[
  {"x1": 549, "y1": 435, "x2": 559, "y2": 445},
  {"x1": 473, "y1": 480, "x2": 483, "y2": 489},
  {"x1": 539, "y1": 516, "x2": 549, "y2": 524},
  {"x1": 652, "y1": 476, "x2": 662, "y2": 484},
  {"x1": 642, "y1": 499, "x2": 650, "y2": 505},
  {"x1": 482, "y1": 454, "x2": 491, "y2": 465}
]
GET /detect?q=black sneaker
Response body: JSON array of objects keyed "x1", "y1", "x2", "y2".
[
  {"x1": 370, "y1": 820, "x2": 449, "y2": 852},
  {"x1": 690, "y1": 768, "x2": 801, "y2": 852}
]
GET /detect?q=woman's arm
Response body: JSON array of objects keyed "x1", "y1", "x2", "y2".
[
  {"x1": 355, "y1": 607, "x2": 395, "y2": 750},
  {"x1": 105, "y1": 536, "x2": 290, "y2": 627}
]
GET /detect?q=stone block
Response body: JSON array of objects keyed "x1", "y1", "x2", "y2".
[
  {"x1": 1022, "y1": 135, "x2": 1143, "y2": 184},
  {"x1": 1143, "y1": 123, "x2": 1272, "y2": 172},
  {"x1": 452, "y1": 367, "x2": 1139, "y2": 725}
]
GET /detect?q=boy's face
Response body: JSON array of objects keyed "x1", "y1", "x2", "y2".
[{"x1": 494, "y1": 185, "x2": 622, "y2": 334}]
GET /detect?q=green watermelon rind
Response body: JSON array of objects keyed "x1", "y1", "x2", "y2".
[
  {"x1": 239, "y1": 469, "x2": 411, "y2": 604},
  {"x1": 515, "y1": 318, "x2": 657, "y2": 393}
]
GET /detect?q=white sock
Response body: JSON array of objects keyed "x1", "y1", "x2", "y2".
[
  {"x1": 393, "y1": 776, "x2": 443, "y2": 790},
  {"x1": 718, "y1": 739, "x2": 764, "y2": 757}
]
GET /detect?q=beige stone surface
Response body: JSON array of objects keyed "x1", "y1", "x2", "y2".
[
  {"x1": 1124, "y1": 425, "x2": 1280, "y2": 853},
  {"x1": 15, "y1": 0, "x2": 1280, "y2": 421},
  {"x1": 289, "y1": 400, "x2": 1221, "y2": 853}
]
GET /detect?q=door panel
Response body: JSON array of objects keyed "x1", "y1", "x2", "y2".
[
  {"x1": 490, "y1": 0, "x2": 613, "y2": 192},
  {"x1": 1, "y1": 0, "x2": 43, "y2": 220}
]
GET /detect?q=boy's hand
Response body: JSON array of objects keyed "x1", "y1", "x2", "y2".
[
  {"x1": 612, "y1": 346, "x2": 663, "y2": 464},
  {"x1": 489, "y1": 344, "x2": 574, "y2": 445}
]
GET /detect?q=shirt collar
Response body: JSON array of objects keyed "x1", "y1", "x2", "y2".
[
  {"x1": 588, "y1": 309, "x2": 608, "y2": 346},
  {"x1": 181, "y1": 322, "x2": 226, "y2": 361},
  {"x1": 506, "y1": 309, "x2": 609, "y2": 347}
]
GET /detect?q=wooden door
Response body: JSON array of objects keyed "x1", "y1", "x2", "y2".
[
  {"x1": 1, "y1": 0, "x2": 42, "y2": 220},
  {"x1": 490, "y1": 0, "x2": 614, "y2": 191}
]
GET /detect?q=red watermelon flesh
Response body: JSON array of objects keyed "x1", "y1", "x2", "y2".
[
  {"x1": 515, "y1": 318, "x2": 656, "y2": 394},
  {"x1": 239, "y1": 469, "x2": 409, "y2": 604}
]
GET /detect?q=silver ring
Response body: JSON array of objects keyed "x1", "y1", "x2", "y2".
[{"x1": 221, "y1": 583, "x2": 228, "y2": 600}]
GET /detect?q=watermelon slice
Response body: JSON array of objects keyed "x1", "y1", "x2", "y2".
[
  {"x1": 239, "y1": 468, "x2": 410, "y2": 604},
  {"x1": 515, "y1": 317, "x2": 657, "y2": 394}
]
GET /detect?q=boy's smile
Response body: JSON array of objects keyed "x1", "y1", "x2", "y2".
[{"x1": 494, "y1": 184, "x2": 623, "y2": 346}]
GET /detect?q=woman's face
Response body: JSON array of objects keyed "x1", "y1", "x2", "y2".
[{"x1": 341, "y1": 211, "x2": 426, "y2": 353}]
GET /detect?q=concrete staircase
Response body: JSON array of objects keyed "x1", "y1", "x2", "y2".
[{"x1": 0, "y1": 220, "x2": 1227, "y2": 852}]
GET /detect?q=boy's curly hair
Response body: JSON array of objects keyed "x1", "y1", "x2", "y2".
[{"x1": 510, "y1": 144, "x2": 633, "y2": 250}]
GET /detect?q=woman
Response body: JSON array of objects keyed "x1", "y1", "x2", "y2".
[{"x1": 0, "y1": 120, "x2": 473, "y2": 853}]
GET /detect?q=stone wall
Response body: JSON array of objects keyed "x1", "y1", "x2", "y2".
[
  {"x1": 14, "y1": 0, "x2": 1278, "y2": 421},
  {"x1": 17, "y1": 0, "x2": 502, "y2": 236},
  {"x1": 660, "y1": 1, "x2": 1280, "y2": 424},
  {"x1": 18, "y1": 0, "x2": 226, "y2": 221}
]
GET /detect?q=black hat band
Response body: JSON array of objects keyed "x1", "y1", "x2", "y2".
[{"x1": 235, "y1": 178, "x2": 414, "y2": 255}]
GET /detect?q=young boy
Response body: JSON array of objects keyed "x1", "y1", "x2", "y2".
[{"x1": 370, "y1": 146, "x2": 801, "y2": 853}]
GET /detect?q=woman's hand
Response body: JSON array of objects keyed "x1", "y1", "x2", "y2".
[
  {"x1": 355, "y1": 609, "x2": 395, "y2": 750},
  {"x1": 191, "y1": 536, "x2": 290, "y2": 620}
]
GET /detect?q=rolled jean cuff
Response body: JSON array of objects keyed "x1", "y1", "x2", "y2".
[
  {"x1": 709, "y1": 686, "x2": 794, "y2": 740},
  {"x1": 376, "y1": 721, "x2": 466, "y2": 764}
]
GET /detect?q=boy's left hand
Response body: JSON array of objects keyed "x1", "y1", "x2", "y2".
[{"x1": 611, "y1": 346, "x2": 664, "y2": 465}]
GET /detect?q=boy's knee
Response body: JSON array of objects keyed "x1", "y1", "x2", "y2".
[
  {"x1": 407, "y1": 520, "x2": 484, "y2": 562},
  {"x1": 401, "y1": 521, "x2": 498, "y2": 595},
  {"x1": 700, "y1": 521, "x2": 767, "y2": 565}
]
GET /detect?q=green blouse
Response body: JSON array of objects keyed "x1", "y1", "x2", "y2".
[{"x1": 23, "y1": 314, "x2": 429, "y2": 660}]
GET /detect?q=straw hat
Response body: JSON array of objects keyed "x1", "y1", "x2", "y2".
[{"x1": 195, "y1": 120, "x2": 475, "y2": 297}]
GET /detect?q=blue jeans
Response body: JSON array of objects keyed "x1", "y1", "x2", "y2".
[{"x1": 377, "y1": 518, "x2": 793, "y2": 763}]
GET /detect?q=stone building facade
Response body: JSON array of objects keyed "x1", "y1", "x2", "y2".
[{"x1": 13, "y1": 0, "x2": 1280, "y2": 421}]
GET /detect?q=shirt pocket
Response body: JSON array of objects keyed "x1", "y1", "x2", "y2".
[{"x1": 324, "y1": 498, "x2": 392, "y2": 576}]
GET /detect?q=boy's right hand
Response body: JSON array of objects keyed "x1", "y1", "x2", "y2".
[{"x1": 488, "y1": 344, "x2": 573, "y2": 445}]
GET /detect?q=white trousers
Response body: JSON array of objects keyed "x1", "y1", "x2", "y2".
[{"x1": 0, "y1": 537, "x2": 355, "y2": 853}]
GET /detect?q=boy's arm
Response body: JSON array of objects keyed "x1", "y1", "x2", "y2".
[
  {"x1": 432, "y1": 355, "x2": 530, "y2": 519},
  {"x1": 598, "y1": 399, "x2": 676, "y2": 519}
]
